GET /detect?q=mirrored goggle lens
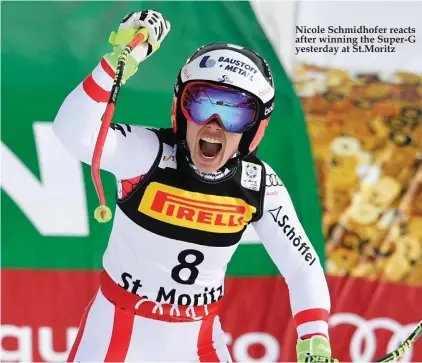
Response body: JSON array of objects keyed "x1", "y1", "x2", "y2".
[{"x1": 181, "y1": 83, "x2": 258, "y2": 133}]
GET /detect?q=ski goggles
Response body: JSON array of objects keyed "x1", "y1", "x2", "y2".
[{"x1": 180, "y1": 81, "x2": 259, "y2": 133}]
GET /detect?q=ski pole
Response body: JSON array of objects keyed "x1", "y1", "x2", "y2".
[
  {"x1": 91, "y1": 28, "x2": 149, "y2": 223},
  {"x1": 304, "y1": 320, "x2": 422, "y2": 363}
]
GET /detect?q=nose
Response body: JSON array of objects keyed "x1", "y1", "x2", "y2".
[{"x1": 205, "y1": 116, "x2": 223, "y2": 131}]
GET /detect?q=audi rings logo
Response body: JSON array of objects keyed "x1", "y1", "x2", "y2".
[
  {"x1": 265, "y1": 173, "x2": 283, "y2": 187},
  {"x1": 330, "y1": 313, "x2": 419, "y2": 362}
]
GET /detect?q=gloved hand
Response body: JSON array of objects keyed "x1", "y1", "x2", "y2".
[
  {"x1": 297, "y1": 336, "x2": 338, "y2": 362},
  {"x1": 104, "y1": 10, "x2": 171, "y2": 83}
]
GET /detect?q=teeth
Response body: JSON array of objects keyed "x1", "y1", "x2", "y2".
[{"x1": 201, "y1": 137, "x2": 222, "y2": 144}]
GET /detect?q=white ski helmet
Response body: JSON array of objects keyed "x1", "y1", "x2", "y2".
[{"x1": 171, "y1": 43, "x2": 275, "y2": 154}]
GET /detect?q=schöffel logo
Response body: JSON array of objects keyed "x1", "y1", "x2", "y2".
[
  {"x1": 268, "y1": 205, "x2": 316, "y2": 266},
  {"x1": 199, "y1": 56, "x2": 216, "y2": 68},
  {"x1": 139, "y1": 182, "x2": 256, "y2": 233},
  {"x1": 217, "y1": 75, "x2": 233, "y2": 84}
]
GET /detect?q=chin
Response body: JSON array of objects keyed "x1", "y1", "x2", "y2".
[
  {"x1": 191, "y1": 154, "x2": 224, "y2": 174},
  {"x1": 193, "y1": 160, "x2": 221, "y2": 174}
]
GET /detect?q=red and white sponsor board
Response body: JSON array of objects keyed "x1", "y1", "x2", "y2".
[{"x1": 2, "y1": 270, "x2": 422, "y2": 362}]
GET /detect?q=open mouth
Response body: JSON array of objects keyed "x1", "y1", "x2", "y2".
[{"x1": 199, "y1": 137, "x2": 223, "y2": 159}]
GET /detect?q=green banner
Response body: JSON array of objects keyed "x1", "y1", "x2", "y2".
[{"x1": 1, "y1": 1, "x2": 324, "y2": 275}]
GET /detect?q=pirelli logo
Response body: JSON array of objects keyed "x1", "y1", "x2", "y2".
[{"x1": 139, "y1": 182, "x2": 256, "y2": 233}]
